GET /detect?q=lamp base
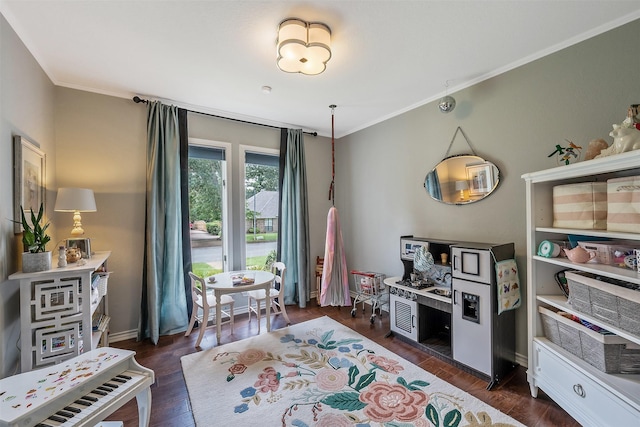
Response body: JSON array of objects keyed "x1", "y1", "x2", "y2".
[
  {"x1": 71, "y1": 210, "x2": 85, "y2": 236},
  {"x1": 70, "y1": 227, "x2": 85, "y2": 236}
]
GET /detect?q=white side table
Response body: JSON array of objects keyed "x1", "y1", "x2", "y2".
[{"x1": 9, "y1": 251, "x2": 111, "y2": 372}]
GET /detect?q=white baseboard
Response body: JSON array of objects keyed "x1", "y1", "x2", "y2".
[
  {"x1": 108, "y1": 330, "x2": 138, "y2": 343},
  {"x1": 515, "y1": 351, "x2": 528, "y2": 369},
  {"x1": 108, "y1": 305, "x2": 256, "y2": 343}
]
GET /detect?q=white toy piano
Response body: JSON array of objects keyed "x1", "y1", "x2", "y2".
[{"x1": 0, "y1": 347, "x2": 154, "y2": 427}]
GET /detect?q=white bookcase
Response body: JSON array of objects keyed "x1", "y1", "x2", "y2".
[
  {"x1": 9, "y1": 251, "x2": 111, "y2": 372},
  {"x1": 522, "y1": 152, "x2": 640, "y2": 426}
]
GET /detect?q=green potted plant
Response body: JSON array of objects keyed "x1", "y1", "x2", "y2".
[{"x1": 16, "y1": 203, "x2": 52, "y2": 272}]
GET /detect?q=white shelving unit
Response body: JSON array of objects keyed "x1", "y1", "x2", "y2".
[
  {"x1": 9, "y1": 251, "x2": 111, "y2": 372},
  {"x1": 522, "y1": 151, "x2": 640, "y2": 426}
]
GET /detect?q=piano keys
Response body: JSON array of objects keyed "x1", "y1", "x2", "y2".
[{"x1": 0, "y1": 347, "x2": 154, "y2": 427}]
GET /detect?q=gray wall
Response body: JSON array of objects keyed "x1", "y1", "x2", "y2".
[
  {"x1": 1, "y1": 12, "x2": 639, "y2": 376},
  {"x1": 336, "y1": 19, "x2": 640, "y2": 357},
  {"x1": 0, "y1": 13, "x2": 56, "y2": 378},
  {"x1": 54, "y1": 88, "x2": 147, "y2": 343}
]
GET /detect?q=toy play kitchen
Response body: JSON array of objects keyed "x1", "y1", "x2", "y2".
[{"x1": 385, "y1": 236, "x2": 517, "y2": 389}]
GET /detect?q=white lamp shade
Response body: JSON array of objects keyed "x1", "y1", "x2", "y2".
[
  {"x1": 277, "y1": 18, "x2": 331, "y2": 75},
  {"x1": 455, "y1": 181, "x2": 469, "y2": 191},
  {"x1": 54, "y1": 188, "x2": 97, "y2": 212}
]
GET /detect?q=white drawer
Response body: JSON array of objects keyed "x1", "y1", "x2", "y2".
[{"x1": 532, "y1": 340, "x2": 640, "y2": 426}]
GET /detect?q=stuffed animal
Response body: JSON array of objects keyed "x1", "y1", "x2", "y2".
[{"x1": 595, "y1": 124, "x2": 640, "y2": 158}]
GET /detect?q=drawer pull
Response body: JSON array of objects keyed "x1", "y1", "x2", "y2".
[{"x1": 573, "y1": 383, "x2": 585, "y2": 398}]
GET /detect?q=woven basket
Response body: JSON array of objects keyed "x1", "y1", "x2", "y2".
[
  {"x1": 96, "y1": 272, "x2": 110, "y2": 298},
  {"x1": 565, "y1": 271, "x2": 640, "y2": 336},
  {"x1": 539, "y1": 306, "x2": 640, "y2": 374}
]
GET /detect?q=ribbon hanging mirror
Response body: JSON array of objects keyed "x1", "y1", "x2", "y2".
[{"x1": 424, "y1": 127, "x2": 501, "y2": 205}]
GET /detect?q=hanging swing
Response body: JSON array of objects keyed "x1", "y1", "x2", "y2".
[{"x1": 319, "y1": 105, "x2": 351, "y2": 307}]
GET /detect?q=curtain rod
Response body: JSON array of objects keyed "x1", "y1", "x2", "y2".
[{"x1": 132, "y1": 96, "x2": 317, "y2": 136}]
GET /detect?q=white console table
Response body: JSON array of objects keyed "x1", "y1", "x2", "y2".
[{"x1": 9, "y1": 251, "x2": 111, "y2": 372}]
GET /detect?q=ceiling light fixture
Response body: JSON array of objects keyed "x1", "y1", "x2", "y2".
[
  {"x1": 438, "y1": 81, "x2": 456, "y2": 113},
  {"x1": 277, "y1": 18, "x2": 331, "y2": 75}
]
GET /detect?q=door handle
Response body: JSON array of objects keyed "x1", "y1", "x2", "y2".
[
  {"x1": 453, "y1": 289, "x2": 458, "y2": 305},
  {"x1": 411, "y1": 315, "x2": 415, "y2": 329}
]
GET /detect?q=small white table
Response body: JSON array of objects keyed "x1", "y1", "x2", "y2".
[{"x1": 207, "y1": 270, "x2": 275, "y2": 342}]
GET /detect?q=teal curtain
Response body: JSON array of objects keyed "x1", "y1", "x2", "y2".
[
  {"x1": 138, "y1": 101, "x2": 188, "y2": 344},
  {"x1": 280, "y1": 129, "x2": 310, "y2": 306},
  {"x1": 425, "y1": 170, "x2": 442, "y2": 200}
]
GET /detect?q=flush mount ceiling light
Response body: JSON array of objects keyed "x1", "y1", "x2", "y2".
[{"x1": 277, "y1": 18, "x2": 331, "y2": 75}]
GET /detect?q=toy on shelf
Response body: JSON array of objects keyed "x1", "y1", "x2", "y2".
[
  {"x1": 595, "y1": 123, "x2": 640, "y2": 158},
  {"x1": 548, "y1": 140, "x2": 582, "y2": 165}
]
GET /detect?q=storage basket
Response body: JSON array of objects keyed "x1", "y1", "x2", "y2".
[
  {"x1": 96, "y1": 272, "x2": 110, "y2": 298},
  {"x1": 539, "y1": 306, "x2": 640, "y2": 373},
  {"x1": 576, "y1": 241, "x2": 636, "y2": 266},
  {"x1": 552, "y1": 182, "x2": 607, "y2": 230},
  {"x1": 607, "y1": 175, "x2": 640, "y2": 233},
  {"x1": 565, "y1": 271, "x2": 640, "y2": 336}
]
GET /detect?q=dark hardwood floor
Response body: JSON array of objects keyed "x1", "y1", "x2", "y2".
[{"x1": 106, "y1": 301, "x2": 580, "y2": 427}]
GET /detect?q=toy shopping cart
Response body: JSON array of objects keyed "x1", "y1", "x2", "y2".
[{"x1": 350, "y1": 270, "x2": 388, "y2": 323}]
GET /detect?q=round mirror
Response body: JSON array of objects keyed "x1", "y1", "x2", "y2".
[{"x1": 424, "y1": 155, "x2": 500, "y2": 205}]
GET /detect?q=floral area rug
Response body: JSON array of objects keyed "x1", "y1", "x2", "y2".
[{"x1": 180, "y1": 316, "x2": 524, "y2": 427}]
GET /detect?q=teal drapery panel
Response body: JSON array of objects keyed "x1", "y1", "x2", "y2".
[
  {"x1": 178, "y1": 109, "x2": 193, "y2": 321},
  {"x1": 280, "y1": 129, "x2": 310, "y2": 307},
  {"x1": 138, "y1": 101, "x2": 188, "y2": 344},
  {"x1": 425, "y1": 169, "x2": 442, "y2": 200}
]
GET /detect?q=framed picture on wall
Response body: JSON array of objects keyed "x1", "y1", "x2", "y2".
[
  {"x1": 466, "y1": 163, "x2": 493, "y2": 196},
  {"x1": 14, "y1": 135, "x2": 46, "y2": 233}
]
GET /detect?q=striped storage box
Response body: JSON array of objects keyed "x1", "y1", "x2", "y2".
[
  {"x1": 553, "y1": 182, "x2": 607, "y2": 229},
  {"x1": 607, "y1": 175, "x2": 640, "y2": 233}
]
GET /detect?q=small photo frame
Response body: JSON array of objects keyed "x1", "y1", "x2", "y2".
[
  {"x1": 66, "y1": 238, "x2": 92, "y2": 259},
  {"x1": 14, "y1": 135, "x2": 46, "y2": 233},
  {"x1": 466, "y1": 163, "x2": 494, "y2": 196}
]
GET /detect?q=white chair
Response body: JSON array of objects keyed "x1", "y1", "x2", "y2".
[
  {"x1": 185, "y1": 272, "x2": 235, "y2": 347},
  {"x1": 247, "y1": 262, "x2": 291, "y2": 331}
]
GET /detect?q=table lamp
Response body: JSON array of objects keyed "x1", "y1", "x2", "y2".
[
  {"x1": 54, "y1": 187, "x2": 97, "y2": 236},
  {"x1": 455, "y1": 180, "x2": 469, "y2": 201}
]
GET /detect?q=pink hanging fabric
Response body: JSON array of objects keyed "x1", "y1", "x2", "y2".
[{"x1": 320, "y1": 206, "x2": 351, "y2": 306}]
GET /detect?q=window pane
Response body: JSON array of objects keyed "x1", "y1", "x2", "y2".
[
  {"x1": 188, "y1": 151, "x2": 226, "y2": 277},
  {"x1": 245, "y1": 156, "x2": 279, "y2": 270},
  {"x1": 189, "y1": 145, "x2": 225, "y2": 161}
]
